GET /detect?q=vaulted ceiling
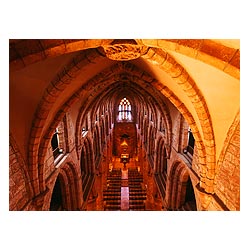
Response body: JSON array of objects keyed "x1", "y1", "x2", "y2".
[{"x1": 9, "y1": 39, "x2": 240, "y2": 165}]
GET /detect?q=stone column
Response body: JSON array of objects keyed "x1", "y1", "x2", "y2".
[{"x1": 145, "y1": 164, "x2": 155, "y2": 210}]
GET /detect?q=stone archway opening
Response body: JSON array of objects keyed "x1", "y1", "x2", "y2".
[
  {"x1": 182, "y1": 177, "x2": 197, "y2": 211},
  {"x1": 49, "y1": 176, "x2": 63, "y2": 211},
  {"x1": 167, "y1": 162, "x2": 197, "y2": 211}
]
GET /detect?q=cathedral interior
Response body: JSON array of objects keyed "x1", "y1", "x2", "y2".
[{"x1": 9, "y1": 39, "x2": 240, "y2": 211}]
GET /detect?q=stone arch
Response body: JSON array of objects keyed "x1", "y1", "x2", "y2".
[
  {"x1": 155, "y1": 136, "x2": 168, "y2": 173},
  {"x1": 80, "y1": 137, "x2": 94, "y2": 175},
  {"x1": 27, "y1": 49, "x2": 212, "y2": 197},
  {"x1": 10, "y1": 39, "x2": 239, "y2": 79},
  {"x1": 48, "y1": 162, "x2": 82, "y2": 211},
  {"x1": 33, "y1": 82, "x2": 202, "y2": 204},
  {"x1": 139, "y1": 39, "x2": 239, "y2": 79},
  {"x1": 147, "y1": 124, "x2": 155, "y2": 166},
  {"x1": 166, "y1": 161, "x2": 197, "y2": 210},
  {"x1": 93, "y1": 125, "x2": 101, "y2": 166},
  {"x1": 66, "y1": 62, "x2": 175, "y2": 166},
  {"x1": 28, "y1": 49, "x2": 103, "y2": 196},
  {"x1": 105, "y1": 114, "x2": 109, "y2": 136},
  {"x1": 143, "y1": 116, "x2": 149, "y2": 146},
  {"x1": 100, "y1": 118, "x2": 106, "y2": 146},
  {"x1": 154, "y1": 136, "x2": 168, "y2": 200},
  {"x1": 49, "y1": 174, "x2": 64, "y2": 211},
  {"x1": 142, "y1": 47, "x2": 215, "y2": 193},
  {"x1": 79, "y1": 136, "x2": 96, "y2": 204}
]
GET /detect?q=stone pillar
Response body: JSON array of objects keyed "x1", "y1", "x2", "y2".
[
  {"x1": 31, "y1": 187, "x2": 50, "y2": 210},
  {"x1": 153, "y1": 190, "x2": 163, "y2": 210},
  {"x1": 195, "y1": 184, "x2": 213, "y2": 210},
  {"x1": 86, "y1": 192, "x2": 98, "y2": 210},
  {"x1": 145, "y1": 164, "x2": 155, "y2": 210}
]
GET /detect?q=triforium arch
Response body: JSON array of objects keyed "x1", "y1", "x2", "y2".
[
  {"x1": 154, "y1": 136, "x2": 169, "y2": 200},
  {"x1": 80, "y1": 137, "x2": 96, "y2": 203},
  {"x1": 166, "y1": 161, "x2": 197, "y2": 211},
  {"x1": 80, "y1": 137, "x2": 94, "y2": 175},
  {"x1": 155, "y1": 137, "x2": 169, "y2": 174}
]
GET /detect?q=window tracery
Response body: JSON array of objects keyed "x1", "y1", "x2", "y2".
[{"x1": 118, "y1": 97, "x2": 132, "y2": 121}]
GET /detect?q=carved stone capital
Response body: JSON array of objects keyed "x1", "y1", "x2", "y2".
[{"x1": 102, "y1": 41, "x2": 148, "y2": 61}]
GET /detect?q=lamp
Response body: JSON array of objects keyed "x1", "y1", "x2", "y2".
[
  {"x1": 120, "y1": 137, "x2": 129, "y2": 169},
  {"x1": 120, "y1": 153, "x2": 129, "y2": 169}
]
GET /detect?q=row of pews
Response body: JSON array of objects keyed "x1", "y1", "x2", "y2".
[
  {"x1": 103, "y1": 167, "x2": 147, "y2": 211},
  {"x1": 128, "y1": 168, "x2": 146, "y2": 210},
  {"x1": 103, "y1": 169, "x2": 121, "y2": 211}
]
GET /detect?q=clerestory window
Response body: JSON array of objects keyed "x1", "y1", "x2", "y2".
[
  {"x1": 118, "y1": 97, "x2": 132, "y2": 121},
  {"x1": 187, "y1": 127, "x2": 195, "y2": 156},
  {"x1": 51, "y1": 128, "x2": 63, "y2": 159}
]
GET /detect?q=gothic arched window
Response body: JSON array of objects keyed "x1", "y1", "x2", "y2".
[{"x1": 118, "y1": 97, "x2": 132, "y2": 121}]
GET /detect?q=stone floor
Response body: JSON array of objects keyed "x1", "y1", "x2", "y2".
[
  {"x1": 112, "y1": 158, "x2": 142, "y2": 211},
  {"x1": 120, "y1": 165, "x2": 130, "y2": 210}
]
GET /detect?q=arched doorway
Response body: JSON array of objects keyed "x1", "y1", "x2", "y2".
[
  {"x1": 183, "y1": 177, "x2": 197, "y2": 211},
  {"x1": 80, "y1": 138, "x2": 95, "y2": 202},
  {"x1": 50, "y1": 176, "x2": 63, "y2": 211},
  {"x1": 166, "y1": 161, "x2": 197, "y2": 211}
]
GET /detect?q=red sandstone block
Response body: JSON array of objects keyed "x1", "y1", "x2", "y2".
[
  {"x1": 169, "y1": 63, "x2": 184, "y2": 78},
  {"x1": 227, "y1": 144, "x2": 238, "y2": 155},
  {"x1": 231, "y1": 135, "x2": 240, "y2": 147},
  {"x1": 199, "y1": 40, "x2": 235, "y2": 63},
  {"x1": 143, "y1": 47, "x2": 156, "y2": 60},
  {"x1": 229, "y1": 49, "x2": 240, "y2": 69}
]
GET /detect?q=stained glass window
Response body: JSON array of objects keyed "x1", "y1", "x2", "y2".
[{"x1": 118, "y1": 97, "x2": 132, "y2": 121}]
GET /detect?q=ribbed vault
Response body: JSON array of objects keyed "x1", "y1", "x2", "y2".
[
  {"x1": 9, "y1": 39, "x2": 240, "y2": 204},
  {"x1": 29, "y1": 59, "x2": 210, "y2": 198}
]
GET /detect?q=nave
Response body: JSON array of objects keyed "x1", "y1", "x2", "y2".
[
  {"x1": 9, "y1": 39, "x2": 240, "y2": 211},
  {"x1": 104, "y1": 158, "x2": 148, "y2": 211}
]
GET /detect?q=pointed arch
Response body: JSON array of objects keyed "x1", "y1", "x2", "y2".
[
  {"x1": 49, "y1": 162, "x2": 82, "y2": 211},
  {"x1": 166, "y1": 161, "x2": 197, "y2": 210},
  {"x1": 28, "y1": 55, "x2": 212, "y2": 198}
]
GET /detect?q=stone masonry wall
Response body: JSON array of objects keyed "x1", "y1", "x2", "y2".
[
  {"x1": 214, "y1": 119, "x2": 240, "y2": 211},
  {"x1": 44, "y1": 113, "x2": 76, "y2": 180},
  {"x1": 9, "y1": 140, "x2": 31, "y2": 210}
]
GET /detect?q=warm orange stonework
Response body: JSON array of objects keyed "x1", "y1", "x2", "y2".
[{"x1": 9, "y1": 39, "x2": 240, "y2": 211}]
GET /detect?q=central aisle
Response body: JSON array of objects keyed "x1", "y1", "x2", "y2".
[
  {"x1": 121, "y1": 169, "x2": 129, "y2": 210},
  {"x1": 104, "y1": 157, "x2": 146, "y2": 211}
]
